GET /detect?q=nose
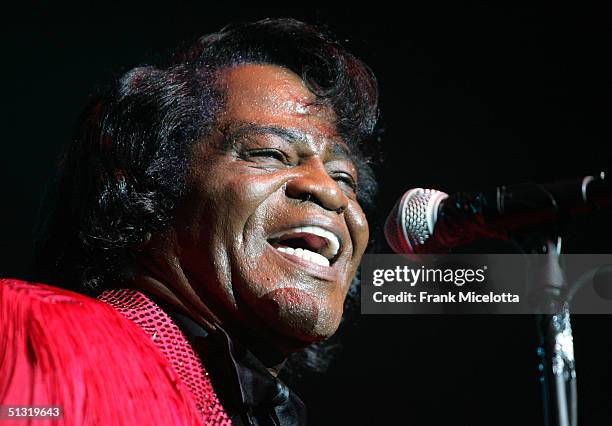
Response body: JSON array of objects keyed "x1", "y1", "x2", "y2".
[{"x1": 285, "y1": 158, "x2": 349, "y2": 214}]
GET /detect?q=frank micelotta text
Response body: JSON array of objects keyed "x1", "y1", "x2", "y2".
[{"x1": 371, "y1": 291, "x2": 520, "y2": 303}]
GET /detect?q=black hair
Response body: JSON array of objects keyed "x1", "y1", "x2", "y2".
[{"x1": 35, "y1": 18, "x2": 380, "y2": 372}]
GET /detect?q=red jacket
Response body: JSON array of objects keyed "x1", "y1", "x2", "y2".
[{"x1": 0, "y1": 279, "x2": 230, "y2": 425}]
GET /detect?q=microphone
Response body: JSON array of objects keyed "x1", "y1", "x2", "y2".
[{"x1": 384, "y1": 173, "x2": 612, "y2": 255}]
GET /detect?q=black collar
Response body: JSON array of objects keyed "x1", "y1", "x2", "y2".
[{"x1": 169, "y1": 310, "x2": 307, "y2": 426}]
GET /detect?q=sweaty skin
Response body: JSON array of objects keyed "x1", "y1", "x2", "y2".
[{"x1": 136, "y1": 64, "x2": 369, "y2": 363}]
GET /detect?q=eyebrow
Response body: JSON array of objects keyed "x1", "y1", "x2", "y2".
[{"x1": 224, "y1": 123, "x2": 353, "y2": 161}]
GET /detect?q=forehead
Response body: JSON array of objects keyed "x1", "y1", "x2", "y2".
[{"x1": 218, "y1": 64, "x2": 341, "y2": 142}]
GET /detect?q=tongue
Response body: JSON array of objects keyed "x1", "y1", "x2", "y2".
[{"x1": 278, "y1": 233, "x2": 327, "y2": 252}]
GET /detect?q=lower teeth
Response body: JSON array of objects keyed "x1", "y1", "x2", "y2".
[{"x1": 275, "y1": 246, "x2": 330, "y2": 267}]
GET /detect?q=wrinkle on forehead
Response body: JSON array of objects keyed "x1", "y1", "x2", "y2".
[{"x1": 219, "y1": 63, "x2": 337, "y2": 131}]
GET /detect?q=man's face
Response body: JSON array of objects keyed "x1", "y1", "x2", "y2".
[{"x1": 173, "y1": 64, "x2": 369, "y2": 351}]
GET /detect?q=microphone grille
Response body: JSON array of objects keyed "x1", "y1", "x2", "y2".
[{"x1": 384, "y1": 188, "x2": 449, "y2": 254}]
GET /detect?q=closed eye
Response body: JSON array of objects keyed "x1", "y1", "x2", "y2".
[
  {"x1": 246, "y1": 149, "x2": 289, "y2": 164},
  {"x1": 331, "y1": 172, "x2": 357, "y2": 191}
]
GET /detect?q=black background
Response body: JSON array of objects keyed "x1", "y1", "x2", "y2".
[{"x1": 2, "y1": 3, "x2": 611, "y2": 425}]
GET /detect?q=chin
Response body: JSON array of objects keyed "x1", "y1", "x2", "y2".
[{"x1": 251, "y1": 287, "x2": 344, "y2": 349}]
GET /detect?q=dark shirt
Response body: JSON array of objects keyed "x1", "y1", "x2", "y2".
[{"x1": 168, "y1": 310, "x2": 307, "y2": 426}]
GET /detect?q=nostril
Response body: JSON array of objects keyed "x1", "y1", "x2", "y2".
[{"x1": 285, "y1": 174, "x2": 348, "y2": 213}]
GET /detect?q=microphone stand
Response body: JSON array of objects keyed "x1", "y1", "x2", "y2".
[{"x1": 528, "y1": 238, "x2": 578, "y2": 426}]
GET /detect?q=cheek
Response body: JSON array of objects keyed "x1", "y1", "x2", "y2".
[
  {"x1": 346, "y1": 201, "x2": 369, "y2": 259},
  {"x1": 204, "y1": 171, "x2": 286, "y2": 253},
  {"x1": 226, "y1": 172, "x2": 285, "y2": 207},
  {"x1": 225, "y1": 173, "x2": 287, "y2": 256}
]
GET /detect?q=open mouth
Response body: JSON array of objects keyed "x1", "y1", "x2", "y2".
[{"x1": 268, "y1": 226, "x2": 341, "y2": 268}]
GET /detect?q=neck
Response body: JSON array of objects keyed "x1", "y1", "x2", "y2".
[
  {"x1": 138, "y1": 275, "x2": 290, "y2": 375},
  {"x1": 132, "y1": 274, "x2": 219, "y2": 333},
  {"x1": 129, "y1": 237, "x2": 221, "y2": 334}
]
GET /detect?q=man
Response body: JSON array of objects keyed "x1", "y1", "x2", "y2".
[{"x1": 1, "y1": 18, "x2": 379, "y2": 425}]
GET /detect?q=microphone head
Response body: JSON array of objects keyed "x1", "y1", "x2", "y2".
[{"x1": 384, "y1": 188, "x2": 448, "y2": 254}]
